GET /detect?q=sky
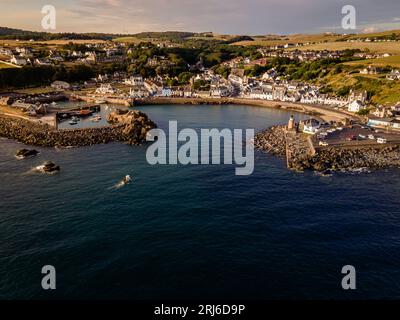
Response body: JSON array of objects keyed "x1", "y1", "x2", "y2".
[{"x1": 1, "y1": 0, "x2": 400, "y2": 35}]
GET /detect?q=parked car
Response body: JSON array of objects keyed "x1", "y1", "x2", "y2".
[{"x1": 377, "y1": 137, "x2": 387, "y2": 144}]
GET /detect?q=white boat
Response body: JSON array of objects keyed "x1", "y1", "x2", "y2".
[
  {"x1": 69, "y1": 119, "x2": 78, "y2": 125},
  {"x1": 91, "y1": 115, "x2": 102, "y2": 122},
  {"x1": 123, "y1": 175, "x2": 132, "y2": 184},
  {"x1": 113, "y1": 175, "x2": 132, "y2": 189}
]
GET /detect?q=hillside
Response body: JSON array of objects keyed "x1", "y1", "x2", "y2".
[{"x1": 290, "y1": 42, "x2": 400, "y2": 55}]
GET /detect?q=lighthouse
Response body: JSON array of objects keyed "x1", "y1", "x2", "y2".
[{"x1": 287, "y1": 114, "x2": 295, "y2": 131}]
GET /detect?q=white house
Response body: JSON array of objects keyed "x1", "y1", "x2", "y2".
[
  {"x1": 348, "y1": 100, "x2": 367, "y2": 113},
  {"x1": 34, "y1": 58, "x2": 52, "y2": 66},
  {"x1": 387, "y1": 70, "x2": 400, "y2": 81},
  {"x1": 372, "y1": 106, "x2": 392, "y2": 118},
  {"x1": 10, "y1": 55, "x2": 27, "y2": 66},
  {"x1": 272, "y1": 86, "x2": 286, "y2": 101},
  {"x1": 228, "y1": 74, "x2": 244, "y2": 90},
  {"x1": 302, "y1": 118, "x2": 321, "y2": 134},
  {"x1": 72, "y1": 51, "x2": 83, "y2": 58},
  {"x1": 0, "y1": 48, "x2": 13, "y2": 56},
  {"x1": 129, "y1": 87, "x2": 149, "y2": 98},
  {"x1": 125, "y1": 75, "x2": 144, "y2": 86},
  {"x1": 262, "y1": 69, "x2": 277, "y2": 81},
  {"x1": 211, "y1": 85, "x2": 231, "y2": 97},
  {"x1": 95, "y1": 84, "x2": 116, "y2": 95},
  {"x1": 159, "y1": 87, "x2": 173, "y2": 97}
]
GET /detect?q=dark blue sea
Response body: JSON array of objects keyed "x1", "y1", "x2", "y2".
[{"x1": 1, "y1": 104, "x2": 400, "y2": 299}]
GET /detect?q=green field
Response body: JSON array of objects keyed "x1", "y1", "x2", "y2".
[
  {"x1": 231, "y1": 33, "x2": 346, "y2": 46},
  {"x1": 113, "y1": 36, "x2": 143, "y2": 43},
  {"x1": 344, "y1": 55, "x2": 400, "y2": 68},
  {"x1": 290, "y1": 41, "x2": 400, "y2": 55}
]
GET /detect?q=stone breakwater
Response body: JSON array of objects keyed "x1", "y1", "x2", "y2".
[
  {"x1": 0, "y1": 110, "x2": 156, "y2": 147},
  {"x1": 300, "y1": 146, "x2": 400, "y2": 172},
  {"x1": 255, "y1": 125, "x2": 400, "y2": 172},
  {"x1": 254, "y1": 126, "x2": 287, "y2": 156}
]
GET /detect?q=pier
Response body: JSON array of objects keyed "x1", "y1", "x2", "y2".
[
  {"x1": 54, "y1": 104, "x2": 101, "y2": 122},
  {"x1": 284, "y1": 130, "x2": 314, "y2": 169},
  {"x1": 69, "y1": 93, "x2": 133, "y2": 107}
]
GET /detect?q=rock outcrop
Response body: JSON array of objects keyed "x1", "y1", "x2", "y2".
[
  {"x1": 16, "y1": 148, "x2": 39, "y2": 159},
  {"x1": 108, "y1": 110, "x2": 157, "y2": 145},
  {"x1": 42, "y1": 161, "x2": 60, "y2": 173}
]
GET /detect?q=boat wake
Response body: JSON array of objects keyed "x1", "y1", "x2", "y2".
[{"x1": 340, "y1": 167, "x2": 372, "y2": 175}]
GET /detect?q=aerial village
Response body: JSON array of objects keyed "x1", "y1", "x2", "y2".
[{"x1": 1, "y1": 36, "x2": 400, "y2": 154}]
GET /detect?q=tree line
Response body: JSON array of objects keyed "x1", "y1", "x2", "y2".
[{"x1": 0, "y1": 65, "x2": 95, "y2": 89}]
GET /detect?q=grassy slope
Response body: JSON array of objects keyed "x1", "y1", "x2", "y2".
[
  {"x1": 344, "y1": 55, "x2": 400, "y2": 68},
  {"x1": 231, "y1": 33, "x2": 346, "y2": 46},
  {"x1": 318, "y1": 67, "x2": 400, "y2": 105},
  {"x1": 345, "y1": 29, "x2": 400, "y2": 40},
  {"x1": 113, "y1": 36, "x2": 143, "y2": 43},
  {"x1": 290, "y1": 42, "x2": 400, "y2": 55}
]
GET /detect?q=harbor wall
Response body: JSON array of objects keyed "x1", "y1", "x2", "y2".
[
  {"x1": 0, "y1": 111, "x2": 156, "y2": 147},
  {"x1": 255, "y1": 125, "x2": 400, "y2": 172}
]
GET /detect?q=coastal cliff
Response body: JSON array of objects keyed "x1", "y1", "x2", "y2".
[
  {"x1": 255, "y1": 125, "x2": 400, "y2": 172},
  {"x1": 0, "y1": 110, "x2": 156, "y2": 147}
]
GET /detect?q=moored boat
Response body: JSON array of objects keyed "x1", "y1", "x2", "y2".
[{"x1": 91, "y1": 115, "x2": 102, "y2": 122}]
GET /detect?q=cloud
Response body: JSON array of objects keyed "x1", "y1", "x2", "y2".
[
  {"x1": 81, "y1": 0, "x2": 122, "y2": 7},
  {"x1": 362, "y1": 27, "x2": 378, "y2": 34},
  {"x1": 1, "y1": 0, "x2": 400, "y2": 34}
]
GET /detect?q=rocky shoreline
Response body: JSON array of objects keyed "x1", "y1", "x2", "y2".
[
  {"x1": 254, "y1": 126, "x2": 287, "y2": 156},
  {"x1": 300, "y1": 146, "x2": 400, "y2": 172},
  {"x1": 255, "y1": 125, "x2": 400, "y2": 172},
  {"x1": 0, "y1": 110, "x2": 156, "y2": 147}
]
